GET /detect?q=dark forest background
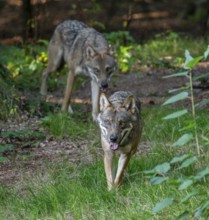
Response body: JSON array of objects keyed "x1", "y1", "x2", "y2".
[{"x1": 1, "y1": 0, "x2": 209, "y2": 43}]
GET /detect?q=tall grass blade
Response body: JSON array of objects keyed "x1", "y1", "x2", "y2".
[
  {"x1": 180, "y1": 191, "x2": 199, "y2": 204},
  {"x1": 176, "y1": 211, "x2": 190, "y2": 220}
]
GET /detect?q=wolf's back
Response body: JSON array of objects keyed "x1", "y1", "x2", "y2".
[
  {"x1": 51, "y1": 20, "x2": 88, "y2": 46},
  {"x1": 50, "y1": 20, "x2": 108, "y2": 53},
  {"x1": 56, "y1": 20, "x2": 88, "y2": 32}
]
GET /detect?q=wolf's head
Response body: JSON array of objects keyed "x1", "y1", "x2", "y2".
[
  {"x1": 97, "y1": 92, "x2": 138, "y2": 151},
  {"x1": 85, "y1": 45, "x2": 116, "y2": 91}
]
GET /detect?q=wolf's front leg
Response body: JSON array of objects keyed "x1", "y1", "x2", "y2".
[
  {"x1": 41, "y1": 41, "x2": 63, "y2": 97},
  {"x1": 62, "y1": 70, "x2": 75, "y2": 112},
  {"x1": 40, "y1": 69, "x2": 49, "y2": 97},
  {"x1": 114, "y1": 153, "x2": 131, "y2": 188},
  {"x1": 103, "y1": 150, "x2": 115, "y2": 191},
  {"x1": 91, "y1": 80, "x2": 100, "y2": 121}
]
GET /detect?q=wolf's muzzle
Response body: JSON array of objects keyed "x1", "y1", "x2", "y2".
[
  {"x1": 110, "y1": 134, "x2": 118, "y2": 143},
  {"x1": 101, "y1": 81, "x2": 108, "y2": 91}
]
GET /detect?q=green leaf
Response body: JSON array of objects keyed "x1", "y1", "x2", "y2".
[
  {"x1": 194, "y1": 200, "x2": 209, "y2": 218},
  {"x1": 170, "y1": 154, "x2": 189, "y2": 164},
  {"x1": 168, "y1": 86, "x2": 189, "y2": 94},
  {"x1": 184, "y1": 50, "x2": 193, "y2": 69},
  {"x1": 178, "y1": 179, "x2": 193, "y2": 190},
  {"x1": 185, "y1": 56, "x2": 203, "y2": 69},
  {"x1": 178, "y1": 156, "x2": 197, "y2": 170},
  {"x1": 143, "y1": 169, "x2": 155, "y2": 174},
  {"x1": 193, "y1": 72, "x2": 209, "y2": 81},
  {"x1": 172, "y1": 133, "x2": 193, "y2": 147},
  {"x1": 180, "y1": 191, "x2": 199, "y2": 203},
  {"x1": 195, "y1": 167, "x2": 209, "y2": 180},
  {"x1": 154, "y1": 162, "x2": 171, "y2": 175},
  {"x1": 29, "y1": 61, "x2": 38, "y2": 71},
  {"x1": 152, "y1": 197, "x2": 174, "y2": 214},
  {"x1": 163, "y1": 71, "x2": 188, "y2": 78},
  {"x1": 162, "y1": 92, "x2": 189, "y2": 106},
  {"x1": 150, "y1": 176, "x2": 168, "y2": 185},
  {"x1": 144, "y1": 163, "x2": 171, "y2": 175},
  {"x1": 204, "y1": 45, "x2": 209, "y2": 60},
  {"x1": 179, "y1": 122, "x2": 195, "y2": 131},
  {"x1": 163, "y1": 110, "x2": 188, "y2": 120},
  {"x1": 176, "y1": 211, "x2": 190, "y2": 220}
]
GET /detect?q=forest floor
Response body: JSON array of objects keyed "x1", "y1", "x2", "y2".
[{"x1": 0, "y1": 64, "x2": 208, "y2": 186}]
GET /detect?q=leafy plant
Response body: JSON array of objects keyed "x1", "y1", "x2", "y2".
[
  {"x1": 146, "y1": 46, "x2": 209, "y2": 218},
  {"x1": 0, "y1": 64, "x2": 20, "y2": 119},
  {"x1": 0, "y1": 44, "x2": 48, "y2": 92},
  {"x1": 104, "y1": 31, "x2": 137, "y2": 72},
  {"x1": 1, "y1": 129, "x2": 45, "y2": 141},
  {"x1": 0, "y1": 129, "x2": 46, "y2": 163},
  {"x1": 105, "y1": 31, "x2": 208, "y2": 72},
  {"x1": 0, "y1": 144, "x2": 14, "y2": 163},
  {"x1": 104, "y1": 31, "x2": 135, "y2": 47}
]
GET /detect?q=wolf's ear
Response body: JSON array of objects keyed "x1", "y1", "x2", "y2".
[
  {"x1": 123, "y1": 96, "x2": 136, "y2": 114},
  {"x1": 100, "y1": 93, "x2": 111, "y2": 112},
  {"x1": 86, "y1": 45, "x2": 96, "y2": 60}
]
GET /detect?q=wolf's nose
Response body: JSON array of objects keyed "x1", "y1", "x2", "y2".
[
  {"x1": 110, "y1": 134, "x2": 118, "y2": 142},
  {"x1": 101, "y1": 81, "x2": 108, "y2": 89}
]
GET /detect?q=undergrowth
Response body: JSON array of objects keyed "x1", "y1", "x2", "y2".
[
  {"x1": 41, "y1": 111, "x2": 96, "y2": 139},
  {"x1": 0, "y1": 33, "x2": 209, "y2": 219},
  {"x1": 145, "y1": 47, "x2": 209, "y2": 219},
  {"x1": 0, "y1": 32, "x2": 208, "y2": 119},
  {"x1": 0, "y1": 106, "x2": 208, "y2": 220}
]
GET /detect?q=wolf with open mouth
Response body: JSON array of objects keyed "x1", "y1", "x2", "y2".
[{"x1": 97, "y1": 91, "x2": 142, "y2": 190}]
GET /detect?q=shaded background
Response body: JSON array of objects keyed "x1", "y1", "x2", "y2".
[{"x1": 0, "y1": 0, "x2": 209, "y2": 44}]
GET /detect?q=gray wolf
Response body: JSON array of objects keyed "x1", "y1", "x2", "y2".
[
  {"x1": 97, "y1": 91, "x2": 142, "y2": 190},
  {"x1": 40, "y1": 20, "x2": 116, "y2": 120}
]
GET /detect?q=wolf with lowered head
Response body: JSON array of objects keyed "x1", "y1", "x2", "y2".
[
  {"x1": 97, "y1": 91, "x2": 142, "y2": 190},
  {"x1": 40, "y1": 20, "x2": 116, "y2": 120}
]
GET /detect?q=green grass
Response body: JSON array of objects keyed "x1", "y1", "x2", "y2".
[
  {"x1": 110, "y1": 32, "x2": 209, "y2": 71},
  {"x1": 0, "y1": 107, "x2": 208, "y2": 220},
  {"x1": 0, "y1": 33, "x2": 209, "y2": 219},
  {"x1": 41, "y1": 110, "x2": 97, "y2": 139},
  {"x1": 138, "y1": 32, "x2": 208, "y2": 67},
  {"x1": 0, "y1": 157, "x2": 207, "y2": 220}
]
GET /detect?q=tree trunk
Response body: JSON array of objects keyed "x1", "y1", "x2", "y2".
[{"x1": 22, "y1": 0, "x2": 33, "y2": 41}]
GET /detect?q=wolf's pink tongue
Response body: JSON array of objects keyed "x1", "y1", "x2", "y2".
[{"x1": 110, "y1": 143, "x2": 119, "y2": 151}]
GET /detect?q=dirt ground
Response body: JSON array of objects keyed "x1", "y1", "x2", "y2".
[{"x1": 0, "y1": 65, "x2": 209, "y2": 186}]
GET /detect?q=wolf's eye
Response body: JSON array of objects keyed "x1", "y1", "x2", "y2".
[
  {"x1": 93, "y1": 68, "x2": 100, "y2": 74},
  {"x1": 119, "y1": 121, "x2": 126, "y2": 129},
  {"x1": 104, "y1": 119, "x2": 111, "y2": 126},
  {"x1": 106, "y1": 66, "x2": 113, "y2": 75}
]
